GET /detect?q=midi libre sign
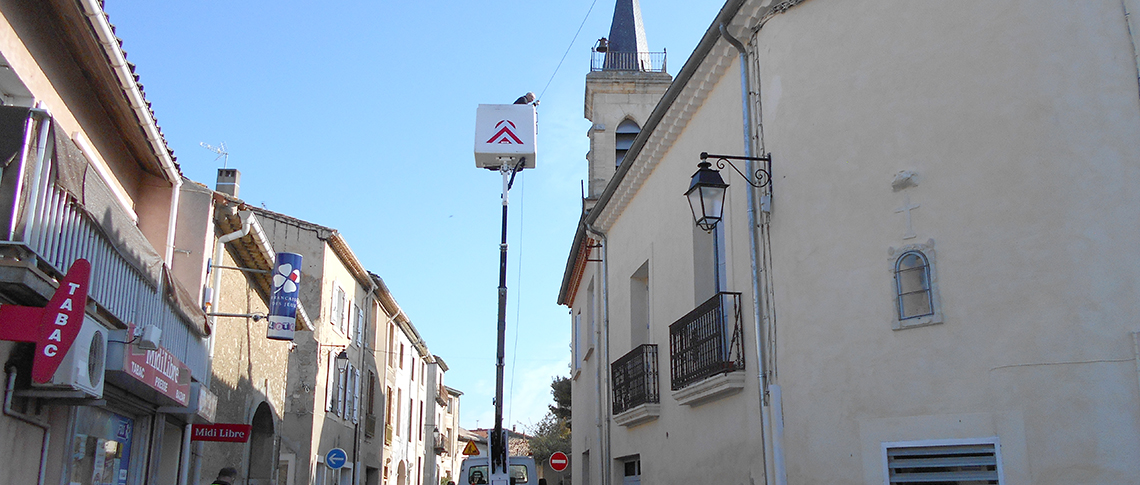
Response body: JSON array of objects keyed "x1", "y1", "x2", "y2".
[{"x1": 191, "y1": 423, "x2": 253, "y2": 443}]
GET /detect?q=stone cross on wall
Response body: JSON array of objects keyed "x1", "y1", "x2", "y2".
[{"x1": 894, "y1": 194, "x2": 920, "y2": 240}]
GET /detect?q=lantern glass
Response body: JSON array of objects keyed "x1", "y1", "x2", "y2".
[
  {"x1": 686, "y1": 162, "x2": 728, "y2": 231},
  {"x1": 336, "y1": 349, "x2": 349, "y2": 372}
]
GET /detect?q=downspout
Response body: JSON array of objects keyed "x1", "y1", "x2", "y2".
[
  {"x1": 720, "y1": 23, "x2": 786, "y2": 485},
  {"x1": 584, "y1": 223, "x2": 611, "y2": 485},
  {"x1": 177, "y1": 422, "x2": 192, "y2": 485},
  {"x1": 5, "y1": 366, "x2": 49, "y2": 485},
  {"x1": 1123, "y1": 0, "x2": 1140, "y2": 99},
  {"x1": 208, "y1": 209, "x2": 254, "y2": 358}
]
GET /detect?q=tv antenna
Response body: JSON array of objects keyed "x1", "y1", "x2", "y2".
[{"x1": 200, "y1": 141, "x2": 229, "y2": 168}]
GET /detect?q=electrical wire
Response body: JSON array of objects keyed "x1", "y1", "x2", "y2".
[{"x1": 537, "y1": 0, "x2": 601, "y2": 101}]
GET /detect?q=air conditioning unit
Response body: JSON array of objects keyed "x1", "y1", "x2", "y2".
[{"x1": 34, "y1": 316, "x2": 108, "y2": 399}]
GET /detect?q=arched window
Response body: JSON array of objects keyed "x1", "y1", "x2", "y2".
[
  {"x1": 895, "y1": 251, "x2": 933, "y2": 320},
  {"x1": 615, "y1": 119, "x2": 640, "y2": 166}
]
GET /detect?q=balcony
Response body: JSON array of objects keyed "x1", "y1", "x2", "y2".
[
  {"x1": 611, "y1": 344, "x2": 659, "y2": 427},
  {"x1": 0, "y1": 107, "x2": 208, "y2": 377},
  {"x1": 669, "y1": 292, "x2": 746, "y2": 406},
  {"x1": 591, "y1": 51, "x2": 667, "y2": 72}
]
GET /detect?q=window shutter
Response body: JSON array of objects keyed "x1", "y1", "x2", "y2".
[
  {"x1": 354, "y1": 304, "x2": 363, "y2": 346},
  {"x1": 326, "y1": 351, "x2": 336, "y2": 412},
  {"x1": 338, "y1": 362, "x2": 348, "y2": 417},
  {"x1": 353, "y1": 367, "x2": 361, "y2": 423}
]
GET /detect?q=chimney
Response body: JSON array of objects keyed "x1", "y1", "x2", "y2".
[{"x1": 216, "y1": 168, "x2": 240, "y2": 198}]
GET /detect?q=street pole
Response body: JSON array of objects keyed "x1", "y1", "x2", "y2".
[{"x1": 492, "y1": 157, "x2": 525, "y2": 484}]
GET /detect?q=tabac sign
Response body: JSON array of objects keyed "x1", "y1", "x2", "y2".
[
  {"x1": 0, "y1": 259, "x2": 91, "y2": 383},
  {"x1": 474, "y1": 104, "x2": 536, "y2": 170}
]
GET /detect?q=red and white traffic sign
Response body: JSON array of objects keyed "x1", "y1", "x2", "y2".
[{"x1": 549, "y1": 451, "x2": 568, "y2": 472}]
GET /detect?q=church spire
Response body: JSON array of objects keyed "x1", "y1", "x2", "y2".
[{"x1": 606, "y1": 0, "x2": 649, "y2": 54}]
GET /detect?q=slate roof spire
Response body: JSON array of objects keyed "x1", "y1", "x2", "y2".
[{"x1": 607, "y1": 0, "x2": 649, "y2": 54}]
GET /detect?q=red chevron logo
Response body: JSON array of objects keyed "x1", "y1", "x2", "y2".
[{"x1": 487, "y1": 120, "x2": 524, "y2": 145}]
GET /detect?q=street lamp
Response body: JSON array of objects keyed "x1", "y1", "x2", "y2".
[
  {"x1": 685, "y1": 160, "x2": 728, "y2": 232},
  {"x1": 686, "y1": 152, "x2": 772, "y2": 231},
  {"x1": 335, "y1": 349, "x2": 349, "y2": 372}
]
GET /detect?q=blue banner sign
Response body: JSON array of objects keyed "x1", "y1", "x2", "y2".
[{"x1": 267, "y1": 252, "x2": 302, "y2": 341}]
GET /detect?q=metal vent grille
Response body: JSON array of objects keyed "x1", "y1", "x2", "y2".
[{"x1": 886, "y1": 443, "x2": 1000, "y2": 484}]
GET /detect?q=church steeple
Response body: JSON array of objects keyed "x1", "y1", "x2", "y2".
[
  {"x1": 584, "y1": 0, "x2": 671, "y2": 201},
  {"x1": 607, "y1": 0, "x2": 649, "y2": 55}
]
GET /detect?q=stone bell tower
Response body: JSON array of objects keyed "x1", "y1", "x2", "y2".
[{"x1": 584, "y1": 0, "x2": 672, "y2": 208}]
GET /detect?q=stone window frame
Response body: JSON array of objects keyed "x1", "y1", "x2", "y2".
[{"x1": 888, "y1": 239, "x2": 943, "y2": 330}]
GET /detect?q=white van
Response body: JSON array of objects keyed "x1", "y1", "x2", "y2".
[{"x1": 458, "y1": 456, "x2": 541, "y2": 485}]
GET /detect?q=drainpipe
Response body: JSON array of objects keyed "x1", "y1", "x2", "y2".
[
  {"x1": 177, "y1": 422, "x2": 192, "y2": 485},
  {"x1": 584, "y1": 223, "x2": 610, "y2": 485},
  {"x1": 5, "y1": 366, "x2": 50, "y2": 485},
  {"x1": 208, "y1": 210, "x2": 254, "y2": 358},
  {"x1": 720, "y1": 23, "x2": 786, "y2": 485}
]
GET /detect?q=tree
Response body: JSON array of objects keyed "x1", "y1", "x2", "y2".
[
  {"x1": 529, "y1": 376, "x2": 572, "y2": 470},
  {"x1": 549, "y1": 375, "x2": 571, "y2": 423}
]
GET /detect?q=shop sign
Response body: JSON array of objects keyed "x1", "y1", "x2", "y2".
[
  {"x1": 194, "y1": 383, "x2": 218, "y2": 423},
  {"x1": 0, "y1": 259, "x2": 91, "y2": 383},
  {"x1": 191, "y1": 423, "x2": 252, "y2": 443},
  {"x1": 124, "y1": 324, "x2": 191, "y2": 407}
]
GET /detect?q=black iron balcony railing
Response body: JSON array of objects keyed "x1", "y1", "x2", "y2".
[
  {"x1": 591, "y1": 51, "x2": 667, "y2": 72},
  {"x1": 669, "y1": 292, "x2": 745, "y2": 391},
  {"x1": 611, "y1": 344, "x2": 659, "y2": 415}
]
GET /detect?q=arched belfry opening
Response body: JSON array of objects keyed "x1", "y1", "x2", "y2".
[
  {"x1": 247, "y1": 402, "x2": 275, "y2": 483},
  {"x1": 615, "y1": 119, "x2": 641, "y2": 166}
]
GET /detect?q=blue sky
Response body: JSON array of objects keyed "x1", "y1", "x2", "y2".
[{"x1": 103, "y1": 0, "x2": 726, "y2": 432}]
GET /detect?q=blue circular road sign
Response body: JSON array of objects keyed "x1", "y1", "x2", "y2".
[{"x1": 326, "y1": 448, "x2": 348, "y2": 470}]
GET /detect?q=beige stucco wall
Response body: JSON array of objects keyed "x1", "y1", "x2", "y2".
[
  {"x1": 756, "y1": 1, "x2": 1140, "y2": 483},
  {"x1": 569, "y1": 1, "x2": 1140, "y2": 484}
]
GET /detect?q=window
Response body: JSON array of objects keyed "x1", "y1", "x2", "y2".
[
  {"x1": 882, "y1": 438, "x2": 1002, "y2": 484},
  {"x1": 621, "y1": 457, "x2": 641, "y2": 485},
  {"x1": 395, "y1": 389, "x2": 402, "y2": 435},
  {"x1": 582, "y1": 451, "x2": 590, "y2": 485},
  {"x1": 896, "y1": 251, "x2": 932, "y2": 319},
  {"x1": 331, "y1": 284, "x2": 348, "y2": 335},
  {"x1": 615, "y1": 119, "x2": 640, "y2": 166},
  {"x1": 630, "y1": 261, "x2": 650, "y2": 347},
  {"x1": 418, "y1": 401, "x2": 424, "y2": 440},
  {"x1": 367, "y1": 372, "x2": 377, "y2": 416},
  {"x1": 400, "y1": 344, "x2": 405, "y2": 368},
  {"x1": 572, "y1": 312, "x2": 582, "y2": 374},
  {"x1": 889, "y1": 241, "x2": 942, "y2": 329},
  {"x1": 385, "y1": 386, "x2": 393, "y2": 424}
]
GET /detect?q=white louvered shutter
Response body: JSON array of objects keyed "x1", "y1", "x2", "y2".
[
  {"x1": 353, "y1": 367, "x2": 361, "y2": 423},
  {"x1": 326, "y1": 351, "x2": 336, "y2": 412}
]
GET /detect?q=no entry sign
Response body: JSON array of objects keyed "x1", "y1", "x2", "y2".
[{"x1": 549, "y1": 451, "x2": 568, "y2": 472}]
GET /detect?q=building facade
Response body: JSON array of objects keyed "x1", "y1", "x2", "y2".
[
  {"x1": 253, "y1": 208, "x2": 386, "y2": 485},
  {"x1": 561, "y1": 1, "x2": 1140, "y2": 484}
]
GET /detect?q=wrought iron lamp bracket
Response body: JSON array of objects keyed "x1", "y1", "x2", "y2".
[{"x1": 700, "y1": 152, "x2": 772, "y2": 188}]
